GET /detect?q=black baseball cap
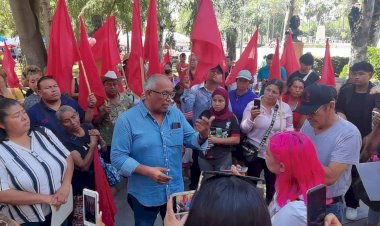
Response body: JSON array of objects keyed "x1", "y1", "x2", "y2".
[{"x1": 294, "y1": 84, "x2": 335, "y2": 115}]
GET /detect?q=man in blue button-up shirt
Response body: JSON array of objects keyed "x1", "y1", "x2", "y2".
[{"x1": 111, "y1": 75, "x2": 212, "y2": 226}]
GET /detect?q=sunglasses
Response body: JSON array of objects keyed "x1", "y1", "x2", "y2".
[{"x1": 197, "y1": 171, "x2": 263, "y2": 191}]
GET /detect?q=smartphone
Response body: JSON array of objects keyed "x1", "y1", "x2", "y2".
[
  {"x1": 83, "y1": 189, "x2": 99, "y2": 226},
  {"x1": 253, "y1": 99, "x2": 261, "y2": 109},
  {"x1": 220, "y1": 165, "x2": 248, "y2": 173},
  {"x1": 172, "y1": 190, "x2": 195, "y2": 215},
  {"x1": 307, "y1": 185, "x2": 326, "y2": 226}
]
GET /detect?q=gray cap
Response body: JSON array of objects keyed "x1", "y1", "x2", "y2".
[{"x1": 236, "y1": 70, "x2": 252, "y2": 81}]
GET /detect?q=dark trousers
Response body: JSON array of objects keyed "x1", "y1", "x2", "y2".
[
  {"x1": 127, "y1": 194, "x2": 166, "y2": 226},
  {"x1": 189, "y1": 150, "x2": 201, "y2": 190},
  {"x1": 101, "y1": 146, "x2": 112, "y2": 164},
  {"x1": 246, "y1": 157, "x2": 276, "y2": 204},
  {"x1": 344, "y1": 167, "x2": 360, "y2": 208}
]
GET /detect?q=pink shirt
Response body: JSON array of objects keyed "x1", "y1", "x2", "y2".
[{"x1": 241, "y1": 99, "x2": 294, "y2": 158}]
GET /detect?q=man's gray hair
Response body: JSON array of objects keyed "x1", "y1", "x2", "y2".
[
  {"x1": 56, "y1": 105, "x2": 77, "y2": 121},
  {"x1": 143, "y1": 74, "x2": 166, "y2": 92}
]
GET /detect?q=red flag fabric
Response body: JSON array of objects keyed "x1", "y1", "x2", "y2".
[
  {"x1": 280, "y1": 34, "x2": 299, "y2": 76},
  {"x1": 125, "y1": 0, "x2": 145, "y2": 97},
  {"x1": 143, "y1": 0, "x2": 160, "y2": 75},
  {"x1": 93, "y1": 149, "x2": 117, "y2": 226},
  {"x1": 191, "y1": 0, "x2": 223, "y2": 84},
  {"x1": 46, "y1": 0, "x2": 79, "y2": 95},
  {"x1": 318, "y1": 39, "x2": 336, "y2": 87},
  {"x1": 92, "y1": 16, "x2": 121, "y2": 77},
  {"x1": 269, "y1": 37, "x2": 281, "y2": 80},
  {"x1": 225, "y1": 28, "x2": 258, "y2": 86},
  {"x1": 160, "y1": 49, "x2": 171, "y2": 73},
  {"x1": 2, "y1": 44, "x2": 20, "y2": 88},
  {"x1": 78, "y1": 17, "x2": 107, "y2": 111}
]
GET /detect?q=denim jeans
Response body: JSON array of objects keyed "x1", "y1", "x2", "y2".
[
  {"x1": 127, "y1": 194, "x2": 166, "y2": 226},
  {"x1": 326, "y1": 201, "x2": 345, "y2": 223}
]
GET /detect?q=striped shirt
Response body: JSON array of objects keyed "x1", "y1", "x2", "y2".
[{"x1": 0, "y1": 127, "x2": 70, "y2": 224}]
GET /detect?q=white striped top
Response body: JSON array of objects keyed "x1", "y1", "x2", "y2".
[{"x1": 0, "y1": 127, "x2": 70, "y2": 224}]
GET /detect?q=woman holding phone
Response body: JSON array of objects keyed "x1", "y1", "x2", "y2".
[
  {"x1": 266, "y1": 131, "x2": 325, "y2": 226},
  {"x1": 198, "y1": 88, "x2": 240, "y2": 171},
  {"x1": 0, "y1": 98, "x2": 74, "y2": 225},
  {"x1": 241, "y1": 79, "x2": 293, "y2": 204}
]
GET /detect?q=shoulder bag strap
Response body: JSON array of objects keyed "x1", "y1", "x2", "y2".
[{"x1": 258, "y1": 104, "x2": 279, "y2": 148}]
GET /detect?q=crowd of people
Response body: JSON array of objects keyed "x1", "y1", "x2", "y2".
[{"x1": 0, "y1": 51, "x2": 379, "y2": 226}]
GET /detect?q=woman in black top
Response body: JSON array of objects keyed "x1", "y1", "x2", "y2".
[{"x1": 57, "y1": 105, "x2": 107, "y2": 226}]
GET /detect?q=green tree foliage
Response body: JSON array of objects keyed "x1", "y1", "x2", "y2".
[{"x1": 0, "y1": 0, "x2": 16, "y2": 37}]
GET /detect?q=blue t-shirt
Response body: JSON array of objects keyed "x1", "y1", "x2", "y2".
[
  {"x1": 27, "y1": 95, "x2": 85, "y2": 134},
  {"x1": 257, "y1": 66, "x2": 287, "y2": 96},
  {"x1": 229, "y1": 89, "x2": 257, "y2": 123}
]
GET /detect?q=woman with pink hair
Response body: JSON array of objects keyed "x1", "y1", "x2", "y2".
[{"x1": 266, "y1": 131, "x2": 326, "y2": 226}]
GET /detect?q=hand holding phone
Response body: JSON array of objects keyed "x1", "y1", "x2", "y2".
[
  {"x1": 172, "y1": 191, "x2": 195, "y2": 215},
  {"x1": 83, "y1": 189, "x2": 99, "y2": 226},
  {"x1": 307, "y1": 185, "x2": 326, "y2": 226}
]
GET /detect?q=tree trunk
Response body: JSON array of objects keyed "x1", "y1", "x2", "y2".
[
  {"x1": 9, "y1": 0, "x2": 47, "y2": 69},
  {"x1": 348, "y1": 0, "x2": 375, "y2": 64},
  {"x1": 282, "y1": 0, "x2": 296, "y2": 42},
  {"x1": 368, "y1": 0, "x2": 380, "y2": 47},
  {"x1": 40, "y1": 0, "x2": 51, "y2": 47},
  {"x1": 226, "y1": 28, "x2": 237, "y2": 60}
]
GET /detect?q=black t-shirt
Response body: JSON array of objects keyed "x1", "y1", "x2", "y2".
[
  {"x1": 336, "y1": 85, "x2": 379, "y2": 137},
  {"x1": 199, "y1": 110, "x2": 240, "y2": 159},
  {"x1": 287, "y1": 71, "x2": 320, "y2": 87},
  {"x1": 61, "y1": 123, "x2": 95, "y2": 195}
]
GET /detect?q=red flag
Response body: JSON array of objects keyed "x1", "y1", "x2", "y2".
[
  {"x1": 78, "y1": 17, "x2": 107, "y2": 111},
  {"x1": 269, "y1": 37, "x2": 281, "y2": 80},
  {"x1": 92, "y1": 17, "x2": 121, "y2": 77},
  {"x1": 143, "y1": 0, "x2": 160, "y2": 75},
  {"x1": 93, "y1": 150, "x2": 117, "y2": 226},
  {"x1": 125, "y1": 0, "x2": 145, "y2": 97},
  {"x1": 160, "y1": 49, "x2": 171, "y2": 73},
  {"x1": 318, "y1": 39, "x2": 336, "y2": 87},
  {"x1": 191, "y1": 0, "x2": 223, "y2": 84},
  {"x1": 225, "y1": 28, "x2": 258, "y2": 86},
  {"x1": 280, "y1": 34, "x2": 299, "y2": 76},
  {"x1": 46, "y1": 0, "x2": 79, "y2": 95},
  {"x1": 2, "y1": 44, "x2": 20, "y2": 88}
]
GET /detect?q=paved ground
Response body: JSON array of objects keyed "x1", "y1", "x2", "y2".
[{"x1": 113, "y1": 179, "x2": 370, "y2": 226}]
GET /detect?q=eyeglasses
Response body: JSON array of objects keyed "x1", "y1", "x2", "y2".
[
  {"x1": 150, "y1": 90, "x2": 176, "y2": 99},
  {"x1": 197, "y1": 171, "x2": 263, "y2": 190}
]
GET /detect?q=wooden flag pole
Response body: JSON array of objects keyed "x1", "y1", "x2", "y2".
[
  {"x1": 139, "y1": 57, "x2": 145, "y2": 97},
  {"x1": 79, "y1": 60, "x2": 92, "y2": 94}
]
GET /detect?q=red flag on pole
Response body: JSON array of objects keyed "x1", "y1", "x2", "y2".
[
  {"x1": 225, "y1": 28, "x2": 258, "y2": 86},
  {"x1": 160, "y1": 49, "x2": 171, "y2": 73},
  {"x1": 46, "y1": 0, "x2": 79, "y2": 95},
  {"x1": 2, "y1": 44, "x2": 20, "y2": 88},
  {"x1": 125, "y1": 0, "x2": 145, "y2": 97},
  {"x1": 318, "y1": 39, "x2": 336, "y2": 87},
  {"x1": 143, "y1": 0, "x2": 160, "y2": 76},
  {"x1": 280, "y1": 34, "x2": 299, "y2": 76},
  {"x1": 92, "y1": 16, "x2": 121, "y2": 77},
  {"x1": 191, "y1": 0, "x2": 223, "y2": 84},
  {"x1": 269, "y1": 37, "x2": 281, "y2": 80},
  {"x1": 78, "y1": 17, "x2": 107, "y2": 111},
  {"x1": 93, "y1": 149, "x2": 117, "y2": 226}
]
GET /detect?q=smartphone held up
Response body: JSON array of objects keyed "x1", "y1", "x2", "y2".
[{"x1": 83, "y1": 189, "x2": 99, "y2": 226}]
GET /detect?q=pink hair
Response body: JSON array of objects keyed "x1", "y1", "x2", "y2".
[{"x1": 268, "y1": 131, "x2": 325, "y2": 207}]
